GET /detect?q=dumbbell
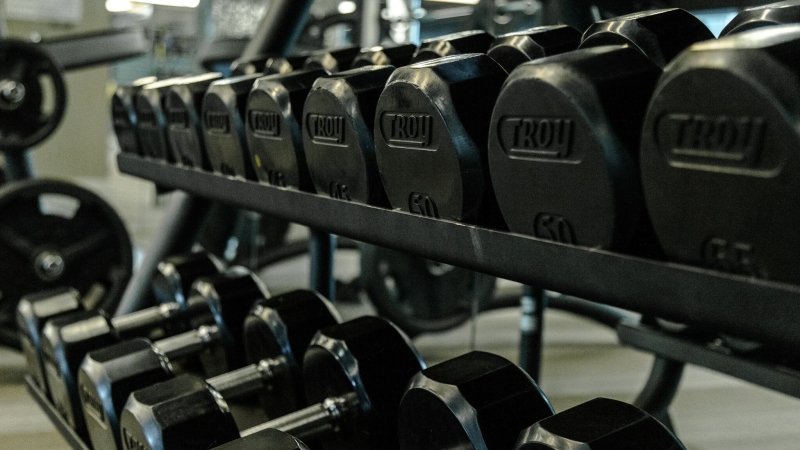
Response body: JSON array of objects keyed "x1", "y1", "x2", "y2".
[
  {"x1": 250, "y1": 43, "x2": 419, "y2": 195},
  {"x1": 135, "y1": 76, "x2": 189, "y2": 162},
  {"x1": 351, "y1": 43, "x2": 417, "y2": 68},
  {"x1": 213, "y1": 429, "x2": 309, "y2": 450},
  {"x1": 41, "y1": 266, "x2": 266, "y2": 438},
  {"x1": 205, "y1": 47, "x2": 360, "y2": 178},
  {"x1": 164, "y1": 72, "x2": 223, "y2": 169},
  {"x1": 413, "y1": 30, "x2": 495, "y2": 61},
  {"x1": 79, "y1": 289, "x2": 339, "y2": 450},
  {"x1": 515, "y1": 398, "x2": 685, "y2": 449},
  {"x1": 374, "y1": 27, "x2": 581, "y2": 226},
  {"x1": 640, "y1": 25, "x2": 800, "y2": 282},
  {"x1": 487, "y1": 25, "x2": 582, "y2": 73},
  {"x1": 720, "y1": 0, "x2": 800, "y2": 36},
  {"x1": 120, "y1": 315, "x2": 425, "y2": 450},
  {"x1": 398, "y1": 351, "x2": 554, "y2": 450},
  {"x1": 18, "y1": 250, "x2": 221, "y2": 395},
  {"x1": 231, "y1": 53, "x2": 310, "y2": 76},
  {"x1": 111, "y1": 76, "x2": 157, "y2": 155},
  {"x1": 487, "y1": 9, "x2": 713, "y2": 251}
]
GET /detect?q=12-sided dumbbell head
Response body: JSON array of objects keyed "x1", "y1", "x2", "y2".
[
  {"x1": 79, "y1": 289, "x2": 335, "y2": 450},
  {"x1": 203, "y1": 73, "x2": 263, "y2": 178},
  {"x1": 231, "y1": 53, "x2": 308, "y2": 76},
  {"x1": 487, "y1": 9, "x2": 712, "y2": 252},
  {"x1": 119, "y1": 316, "x2": 425, "y2": 450},
  {"x1": 486, "y1": 25, "x2": 582, "y2": 73},
  {"x1": 720, "y1": 1, "x2": 800, "y2": 36},
  {"x1": 245, "y1": 68, "x2": 327, "y2": 190},
  {"x1": 112, "y1": 76, "x2": 157, "y2": 155},
  {"x1": 17, "y1": 287, "x2": 84, "y2": 392},
  {"x1": 413, "y1": 30, "x2": 495, "y2": 62},
  {"x1": 151, "y1": 250, "x2": 224, "y2": 304},
  {"x1": 515, "y1": 398, "x2": 685, "y2": 450},
  {"x1": 580, "y1": 8, "x2": 714, "y2": 68},
  {"x1": 641, "y1": 25, "x2": 800, "y2": 283},
  {"x1": 351, "y1": 43, "x2": 417, "y2": 68},
  {"x1": 212, "y1": 429, "x2": 309, "y2": 450},
  {"x1": 135, "y1": 76, "x2": 186, "y2": 161},
  {"x1": 374, "y1": 54, "x2": 507, "y2": 225},
  {"x1": 164, "y1": 72, "x2": 223, "y2": 168},
  {"x1": 41, "y1": 266, "x2": 264, "y2": 437},
  {"x1": 398, "y1": 351, "x2": 554, "y2": 450},
  {"x1": 304, "y1": 65, "x2": 396, "y2": 205},
  {"x1": 304, "y1": 46, "x2": 362, "y2": 72}
]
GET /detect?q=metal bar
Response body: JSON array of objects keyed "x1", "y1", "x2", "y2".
[
  {"x1": 633, "y1": 357, "x2": 684, "y2": 431},
  {"x1": 239, "y1": 0, "x2": 314, "y2": 61},
  {"x1": 25, "y1": 377, "x2": 90, "y2": 450},
  {"x1": 519, "y1": 286, "x2": 546, "y2": 381},
  {"x1": 3, "y1": 151, "x2": 33, "y2": 180},
  {"x1": 116, "y1": 156, "x2": 800, "y2": 349},
  {"x1": 309, "y1": 230, "x2": 336, "y2": 301},
  {"x1": 115, "y1": 192, "x2": 212, "y2": 315}
]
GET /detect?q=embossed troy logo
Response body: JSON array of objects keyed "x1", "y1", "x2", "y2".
[
  {"x1": 498, "y1": 117, "x2": 573, "y2": 160},
  {"x1": 662, "y1": 113, "x2": 764, "y2": 167},
  {"x1": 249, "y1": 110, "x2": 280, "y2": 136},
  {"x1": 204, "y1": 111, "x2": 230, "y2": 133},
  {"x1": 382, "y1": 112, "x2": 433, "y2": 148},
  {"x1": 308, "y1": 114, "x2": 344, "y2": 144}
]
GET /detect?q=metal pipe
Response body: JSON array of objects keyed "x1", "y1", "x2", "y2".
[
  {"x1": 241, "y1": 392, "x2": 359, "y2": 438},
  {"x1": 309, "y1": 230, "x2": 337, "y2": 301},
  {"x1": 239, "y1": 0, "x2": 314, "y2": 60},
  {"x1": 519, "y1": 286, "x2": 546, "y2": 382}
]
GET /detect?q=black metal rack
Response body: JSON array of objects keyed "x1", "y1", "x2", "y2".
[
  {"x1": 117, "y1": 154, "x2": 800, "y2": 350},
  {"x1": 25, "y1": 377, "x2": 92, "y2": 450}
]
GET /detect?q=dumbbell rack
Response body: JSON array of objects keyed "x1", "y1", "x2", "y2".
[{"x1": 25, "y1": 378, "x2": 91, "y2": 450}]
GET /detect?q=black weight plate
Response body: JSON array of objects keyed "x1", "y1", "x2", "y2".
[
  {"x1": 0, "y1": 179, "x2": 132, "y2": 346},
  {"x1": 360, "y1": 244, "x2": 495, "y2": 337},
  {"x1": 0, "y1": 39, "x2": 67, "y2": 153}
]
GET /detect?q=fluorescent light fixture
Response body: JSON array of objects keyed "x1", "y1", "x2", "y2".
[
  {"x1": 106, "y1": 0, "x2": 134, "y2": 12},
  {"x1": 106, "y1": 0, "x2": 199, "y2": 11},
  {"x1": 338, "y1": 1, "x2": 357, "y2": 14},
  {"x1": 137, "y1": 0, "x2": 200, "y2": 7}
]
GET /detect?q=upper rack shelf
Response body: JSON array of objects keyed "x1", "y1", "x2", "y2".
[{"x1": 118, "y1": 153, "x2": 800, "y2": 349}]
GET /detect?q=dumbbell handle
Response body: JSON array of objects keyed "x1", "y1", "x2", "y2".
[
  {"x1": 241, "y1": 392, "x2": 359, "y2": 439},
  {"x1": 206, "y1": 355, "x2": 288, "y2": 400},
  {"x1": 154, "y1": 324, "x2": 221, "y2": 362},
  {"x1": 110, "y1": 303, "x2": 182, "y2": 337}
]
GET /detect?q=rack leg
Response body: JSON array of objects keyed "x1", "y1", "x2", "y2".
[
  {"x1": 519, "y1": 286, "x2": 547, "y2": 382},
  {"x1": 633, "y1": 356, "x2": 685, "y2": 431},
  {"x1": 4, "y1": 151, "x2": 33, "y2": 181},
  {"x1": 115, "y1": 193, "x2": 213, "y2": 315},
  {"x1": 309, "y1": 230, "x2": 336, "y2": 301}
]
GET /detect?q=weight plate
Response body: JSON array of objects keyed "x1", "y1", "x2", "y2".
[
  {"x1": 360, "y1": 244, "x2": 495, "y2": 337},
  {"x1": 0, "y1": 179, "x2": 133, "y2": 347},
  {"x1": 0, "y1": 39, "x2": 67, "y2": 153}
]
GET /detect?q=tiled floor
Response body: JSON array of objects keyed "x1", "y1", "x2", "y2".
[{"x1": 1, "y1": 168, "x2": 799, "y2": 449}]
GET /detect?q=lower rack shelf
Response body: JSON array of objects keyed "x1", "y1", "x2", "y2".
[{"x1": 25, "y1": 376, "x2": 91, "y2": 450}]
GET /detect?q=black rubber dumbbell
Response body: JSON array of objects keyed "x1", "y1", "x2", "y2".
[
  {"x1": 164, "y1": 72, "x2": 223, "y2": 169},
  {"x1": 303, "y1": 65, "x2": 396, "y2": 204},
  {"x1": 79, "y1": 289, "x2": 339, "y2": 450},
  {"x1": 304, "y1": 46, "x2": 362, "y2": 72},
  {"x1": 486, "y1": 25, "x2": 582, "y2": 73},
  {"x1": 351, "y1": 43, "x2": 418, "y2": 68},
  {"x1": 374, "y1": 26, "x2": 582, "y2": 226},
  {"x1": 135, "y1": 76, "x2": 188, "y2": 162},
  {"x1": 111, "y1": 76, "x2": 157, "y2": 155},
  {"x1": 641, "y1": 25, "x2": 800, "y2": 282},
  {"x1": 398, "y1": 351, "x2": 554, "y2": 450},
  {"x1": 720, "y1": 0, "x2": 800, "y2": 36},
  {"x1": 18, "y1": 288, "x2": 86, "y2": 394},
  {"x1": 213, "y1": 429, "x2": 310, "y2": 450},
  {"x1": 41, "y1": 266, "x2": 266, "y2": 438},
  {"x1": 413, "y1": 30, "x2": 495, "y2": 62},
  {"x1": 245, "y1": 67, "x2": 327, "y2": 190},
  {"x1": 515, "y1": 398, "x2": 685, "y2": 449},
  {"x1": 120, "y1": 316, "x2": 425, "y2": 450},
  {"x1": 19, "y1": 250, "x2": 221, "y2": 396},
  {"x1": 487, "y1": 9, "x2": 713, "y2": 252}
]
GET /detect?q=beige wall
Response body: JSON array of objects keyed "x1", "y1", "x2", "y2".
[{"x1": 7, "y1": 3, "x2": 112, "y2": 177}]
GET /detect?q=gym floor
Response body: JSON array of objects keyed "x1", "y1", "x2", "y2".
[{"x1": 1, "y1": 169, "x2": 798, "y2": 450}]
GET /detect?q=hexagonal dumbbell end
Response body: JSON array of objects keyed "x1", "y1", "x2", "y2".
[
  {"x1": 580, "y1": 8, "x2": 714, "y2": 67},
  {"x1": 721, "y1": 1, "x2": 800, "y2": 36},
  {"x1": 120, "y1": 374, "x2": 239, "y2": 450},
  {"x1": 79, "y1": 338, "x2": 173, "y2": 450},
  {"x1": 515, "y1": 397, "x2": 685, "y2": 450},
  {"x1": 487, "y1": 25, "x2": 582, "y2": 73},
  {"x1": 413, "y1": 30, "x2": 495, "y2": 62},
  {"x1": 352, "y1": 43, "x2": 418, "y2": 68},
  {"x1": 304, "y1": 46, "x2": 361, "y2": 72},
  {"x1": 398, "y1": 351, "x2": 553, "y2": 450},
  {"x1": 151, "y1": 250, "x2": 223, "y2": 305},
  {"x1": 212, "y1": 429, "x2": 309, "y2": 450},
  {"x1": 17, "y1": 287, "x2": 83, "y2": 392}
]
